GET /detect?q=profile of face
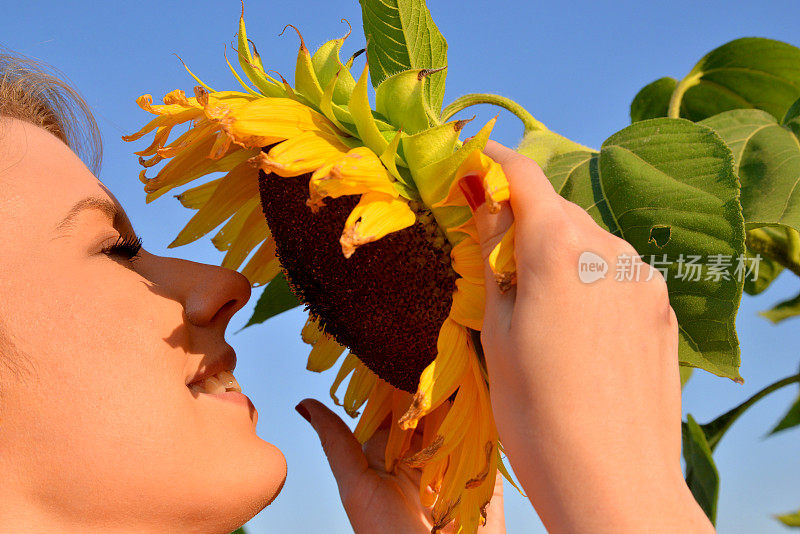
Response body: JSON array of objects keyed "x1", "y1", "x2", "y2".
[{"x1": 0, "y1": 119, "x2": 286, "y2": 533}]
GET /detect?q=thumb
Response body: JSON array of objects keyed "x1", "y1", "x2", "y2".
[{"x1": 296, "y1": 399, "x2": 369, "y2": 496}]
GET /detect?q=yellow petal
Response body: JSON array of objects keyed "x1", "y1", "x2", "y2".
[
  {"x1": 153, "y1": 120, "x2": 219, "y2": 159},
  {"x1": 353, "y1": 379, "x2": 394, "y2": 443},
  {"x1": 488, "y1": 222, "x2": 517, "y2": 293},
  {"x1": 220, "y1": 199, "x2": 270, "y2": 270},
  {"x1": 307, "y1": 147, "x2": 399, "y2": 211},
  {"x1": 343, "y1": 361, "x2": 377, "y2": 417},
  {"x1": 240, "y1": 238, "x2": 280, "y2": 287},
  {"x1": 251, "y1": 130, "x2": 348, "y2": 177},
  {"x1": 451, "y1": 237, "x2": 484, "y2": 283},
  {"x1": 168, "y1": 161, "x2": 260, "y2": 248},
  {"x1": 385, "y1": 390, "x2": 415, "y2": 472},
  {"x1": 339, "y1": 192, "x2": 416, "y2": 258},
  {"x1": 435, "y1": 149, "x2": 510, "y2": 213},
  {"x1": 307, "y1": 333, "x2": 346, "y2": 373},
  {"x1": 210, "y1": 96, "x2": 337, "y2": 149},
  {"x1": 211, "y1": 198, "x2": 263, "y2": 251},
  {"x1": 175, "y1": 177, "x2": 222, "y2": 210},
  {"x1": 426, "y1": 364, "x2": 478, "y2": 463},
  {"x1": 449, "y1": 277, "x2": 486, "y2": 331},
  {"x1": 399, "y1": 319, "x2": 471, "y2": 429}
]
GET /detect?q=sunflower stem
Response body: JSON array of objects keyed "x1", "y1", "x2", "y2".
[{"x1": 441, "y1": 93, "x2": 546, "y2": 133}]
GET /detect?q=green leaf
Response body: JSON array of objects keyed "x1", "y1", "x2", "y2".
[
  {"x1": 769, "y1": 395, "x2": 800, "y2": 434},
  {"x1": 548, "y1": 119, "x2": 745, "y2": 380},
  {"x1": 683, "y1": 414, "x2": 720, "y2": 525},
  {"x1": 777, "y1": 509, "x2": 800, "y2": 527},
  {"x1": 761, "y1": 291, "x2": 800, "y2": 324},
  {"x1": 230, "y1": 528, "x2": 247, "y2": 534},
  {"x1": 239, "y1": 272, "x2": 301, "y2": 331},
  {"x1": 358, "y1": 0, "x2": 448, "y2": 113},
  {"x1": 700, "y1": 108, "x2": 800, "y2": 232},
  {"x1": 630, "y1": 77, "x2": 677, "y2": 122},
  {"x1": 680, "y1": 366, "x2": 694, "y2": 388},
  {"x1": 632, "y1": 38, "x2": 800, "y2": 122},
  {"x1": 743, "y1": 247, "x2": 784, "y2": 295}
]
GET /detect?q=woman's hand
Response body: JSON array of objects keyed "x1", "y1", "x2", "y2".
[
  {"x1": 469, "y1": 140, "x2": 715, "y2": 533},
  {"x1": 296, "y1": 399, "x2": 506, "y2": 534}
]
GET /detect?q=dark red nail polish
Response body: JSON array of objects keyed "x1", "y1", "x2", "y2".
[
  {"x1": 458, "y1": 172, "x2": 486, "y2": 212},
  {"x1": 295, "y1": 403, "x2": 311, "y2": 423}
]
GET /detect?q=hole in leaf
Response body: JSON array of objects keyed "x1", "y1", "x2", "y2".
[{"x1": 649, "y1": 225, "x2": 671, "y2": 248}]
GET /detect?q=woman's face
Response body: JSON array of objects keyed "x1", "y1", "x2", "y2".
[{"x1": 0, "y1": 119, "x2": 286, "y2": 533}]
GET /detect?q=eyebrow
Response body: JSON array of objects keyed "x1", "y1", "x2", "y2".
[{"x1": 53, "y1": 196, "x2": 121, "y2": 235}]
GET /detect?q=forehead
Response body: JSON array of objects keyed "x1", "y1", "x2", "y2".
[{"x1": 0, "y1": 118, "x2": 118, "y2": 235}]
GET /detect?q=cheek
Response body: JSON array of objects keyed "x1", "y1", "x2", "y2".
[{"x1": 4, "y1": 260, "x2": 196, "y2": 483}]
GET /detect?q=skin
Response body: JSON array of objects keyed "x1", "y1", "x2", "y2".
[{"x1": 0, "y1": 118, "x2": 286, "y2": 534}]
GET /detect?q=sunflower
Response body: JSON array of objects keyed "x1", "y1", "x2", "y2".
[{"x1": 124, "y1": 11, "x2": 517, "y2": 534}]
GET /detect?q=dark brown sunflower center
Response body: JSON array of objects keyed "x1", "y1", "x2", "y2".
[{"x1": 257, "y1": 167, "x2": 458, "y2": 393}]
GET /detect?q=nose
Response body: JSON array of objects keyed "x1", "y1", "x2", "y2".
[{"x1": 159, "y1": 255, "x2": 253, "y2": 330}]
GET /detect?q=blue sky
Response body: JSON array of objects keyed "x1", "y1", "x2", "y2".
[{"x1": 3, "y1": 0, "x2": 799, "y2": 532}]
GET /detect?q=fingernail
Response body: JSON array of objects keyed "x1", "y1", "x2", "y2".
[
  {"x1": 295, "y1": 402, "x2": 311, "y2": 423},
  {"x1": 458, "y1": 172, "x2": 486, "y2": 212}
]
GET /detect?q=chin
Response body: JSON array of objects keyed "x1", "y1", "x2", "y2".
[{"x1": 181, "y1": 438, "x2": 287, "y2": 534}]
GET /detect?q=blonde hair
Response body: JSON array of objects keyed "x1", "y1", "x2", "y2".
[{"x1": 0, "y1": 52, "x2": 102, "y2": 174}]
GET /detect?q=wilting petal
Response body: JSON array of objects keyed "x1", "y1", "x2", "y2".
[
  {"x1": 251, "y1": 130, "x2": 348, "y2": 177},
  {"x1": 339, "y1": 192, "x2": 416, "y2": 258},
  {"x1": 343, "y1": 361, "x2": 377, "y2": 417},
  {"x1": 121, "y1": 92, "x2": 202, "y2": 143},
  {"x1": 307, "y1": 333, "x2": 346, "y2": 372},
  {"x1": 449, "y1": 278, "x2": 486, "y2": 331},
  {"x1": 143, "y1": 141, "x2": 256, "y2": 202},
  {"x1": 307, "y1": 146, "x2": 398, "y2": 211},
  {"x1": 489, "y1": 222, "x2": 516, "y2": 292},
  {"x1": 301, "y1": 315, "x2": 323, "y2": 344},
  {"x1": 330, "y1": 353, "x2": 358, "y2": 406},
  {"x1": 399, "y1": 319, "x2": 471, "y2": 429},
  {"x1": 240, "y1": 237, "x2": 279, "y2": 287},
  {"x1": 169, "y1": 161, "x2": 260, "y2": 248}
]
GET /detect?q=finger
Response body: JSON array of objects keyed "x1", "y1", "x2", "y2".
[
  {"x1": 482, "y1": 140, "x2": 566, "y2": 251},
  {"x1": 296, "y1": 399, "x2": 369, "y2": 493}
]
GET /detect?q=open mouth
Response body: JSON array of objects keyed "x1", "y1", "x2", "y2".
[{"x1": 187, "y1": 370, "x2": 242, "y2": 395}]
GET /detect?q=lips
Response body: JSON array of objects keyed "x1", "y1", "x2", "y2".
[{"x1": 188, "y1": 370, "x2": 242, "y2": 395}]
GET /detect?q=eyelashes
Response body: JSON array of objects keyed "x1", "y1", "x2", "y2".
[{"x1": 101, "y1": 234, "x2": 144, "y2": 262}]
